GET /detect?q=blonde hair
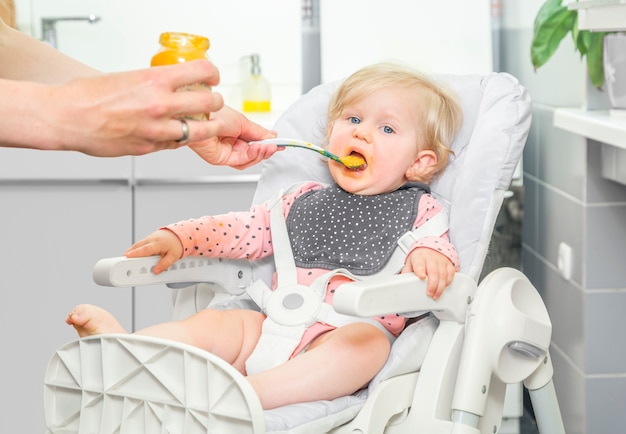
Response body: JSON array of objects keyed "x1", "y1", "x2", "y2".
[{"x1": 327, "y1": 62, "x2": 462, "y2": 181}]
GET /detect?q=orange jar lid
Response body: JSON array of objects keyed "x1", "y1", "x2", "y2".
[{"x1": 151, "y1": 32, "x2": 210, "y2": 66}]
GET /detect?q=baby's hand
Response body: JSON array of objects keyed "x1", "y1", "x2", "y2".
[
  {"x1": 402, "y1": 247, "x2": 456, "y2": 300},
  {"x1": 124, "y1": 229, "x2": 183, "y2": 274}
]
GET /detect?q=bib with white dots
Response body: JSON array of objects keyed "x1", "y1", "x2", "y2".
[{"x1": 286, "y1": 183, "x2": 429, "y2": 275}]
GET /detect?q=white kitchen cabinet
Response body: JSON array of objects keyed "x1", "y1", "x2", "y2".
[
  {"x1": 0, "y1": 149, "x2": 261, "y2": 432},
  {"x1": 0, "y1": 148, "x2": 132, "y2": 180},
  {"x1": 0, "y1": 181, "x2": 133, "y2": 432}
]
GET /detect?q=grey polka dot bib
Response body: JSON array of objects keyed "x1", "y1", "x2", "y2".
[{"x1": 286, "y1": 183, "x2": 429, "y2": 275}]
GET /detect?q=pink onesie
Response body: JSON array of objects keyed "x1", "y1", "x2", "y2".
[{"x1": 165, "y1": 181, "x2": 458, "y2": 356}]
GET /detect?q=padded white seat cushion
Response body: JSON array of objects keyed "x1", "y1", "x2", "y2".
[{"x1": 265, "y1": 396, "x2": 363, "y2": 434}]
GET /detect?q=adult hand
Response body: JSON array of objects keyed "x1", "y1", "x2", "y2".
[
  {"x1": 5, "y1": 60, "x2": 231, "y2": 157},
  {"x1": 47, "y1": 60, "x2": 225, "y2": 156},
  {"x1": 188, "y1": 105, "x2": 279, "y2": 170}
]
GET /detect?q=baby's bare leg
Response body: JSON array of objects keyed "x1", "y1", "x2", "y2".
[
  {"x1": 66, "y1": 304, "x2": 265, "y2": 375},
  {"x1": 247, "y1": 322, "x2": 391, "y2": 410},
  {"x1": 135, "y1": 308, "x2": 265, "y2": 373},
  {"x1": 66, "y1": 304, "x2": 127, "y2": 337}
]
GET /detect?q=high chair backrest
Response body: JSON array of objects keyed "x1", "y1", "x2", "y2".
[{"x1": 252, "y1": 73, "x2": 531, "y2": 282}]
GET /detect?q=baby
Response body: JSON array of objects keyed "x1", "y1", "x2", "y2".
[{"x1": 67, "y1": 62, "x2": 462, "y2": 410}]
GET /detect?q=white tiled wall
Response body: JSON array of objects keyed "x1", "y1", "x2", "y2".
[
  {"x1": 522, "y1": 106, "x2": 626, "y2": 433},
  {"x1": 501, "y1": 2, "x2": 626, "y2": 432}
]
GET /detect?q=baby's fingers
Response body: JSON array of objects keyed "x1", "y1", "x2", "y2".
[
  {"x1": 126, "y1": 246, "x2": 177, "y2": 274},
  {"x1": 428, "y1": 275, "x2": 447, "y2": 300},
  {"x1": 125, "y1": 231, "x2": 169, "y2": 257},
  {"x1": 429, "y1": 263, "x2": 457, "y2": 300},
  {"x1": 424, "y1": 267, "x2": 441, "y2": 300},
  {"x1": 153, "y1": 254, "x2": 177, "y2": 275},
  {"x1": 125, "y1": 242, "x2": 158, "y2": 258},
  {"x1": 403, "y1": 258, "x2": 427, "y2": 280}
]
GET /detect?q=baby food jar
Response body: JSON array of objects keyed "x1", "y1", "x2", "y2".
[{"x1": 151, "y1": 31, "x2": 211, "y2": 120}]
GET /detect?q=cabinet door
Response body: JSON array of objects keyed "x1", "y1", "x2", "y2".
[
  {"x1": 0, "y1": 149, "x2": 132, "y2": 180},
  {"x1": 133, "y1": 181, "x2": 257, "y2": 330},
  {"x1": 0, "y1": 183, "x2": 132, "y2": 433}
]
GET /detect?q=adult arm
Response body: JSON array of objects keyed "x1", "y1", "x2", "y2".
[
  {"x1": 0, "y1": 61, "x2": 225, "y2": 155},
  {"x1": 0, "y1": 17, "x2": 277, "y2": 160},
  {"x1": 0, "y1": 17, "x2": 99, "y2": 82}
]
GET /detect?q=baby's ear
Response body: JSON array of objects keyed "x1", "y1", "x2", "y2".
[{"x1": 405, "y1": 150, "x2": 437, "y2": 182}]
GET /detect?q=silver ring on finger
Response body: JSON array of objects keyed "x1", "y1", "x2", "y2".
[{"x1": 176, "y1": 119, "x2": 190, "y2": 144}]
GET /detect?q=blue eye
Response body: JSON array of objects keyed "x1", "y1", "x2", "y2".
[
  {"x1": 348, "y1": 116, "x2": 361, "y2": 124},
  {"x1": 382, "y1": 125, "x2": 394, "y2": 134}
]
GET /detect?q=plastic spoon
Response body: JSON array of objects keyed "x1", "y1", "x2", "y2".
[{"x1": 249, "y1": 138, "x2": 366, "y2": 169}]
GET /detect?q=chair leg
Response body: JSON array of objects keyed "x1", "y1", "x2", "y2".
[{"x1": 527, "y1": 379, "x2": 566, "y2": 434}]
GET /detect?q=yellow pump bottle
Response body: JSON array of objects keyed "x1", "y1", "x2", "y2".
[{"x1": 242, "y1": 53, "x2": 271, "y2": 113}]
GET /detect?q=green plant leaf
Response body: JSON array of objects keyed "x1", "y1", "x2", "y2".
[
  {"x1": 585, "y1": 31, "x2": 605, "y2": 88},
  {"x1": 532, "y1": 0, "x2": 564, "y2": 27},
  {"x1": 573, "y1": 20, "x2": 588, "y2": 57},
  {"x1": 531, "y1": 0, "x2": 577, "y2": 69}
]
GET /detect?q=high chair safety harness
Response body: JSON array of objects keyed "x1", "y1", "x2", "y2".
[{"x1": 245, "y1": 183, "x2": 450, "y2": 375}]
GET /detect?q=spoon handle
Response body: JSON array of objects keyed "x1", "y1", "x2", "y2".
[{"x1": 249, "y1": 138, "x2": 343, "y2": 164}]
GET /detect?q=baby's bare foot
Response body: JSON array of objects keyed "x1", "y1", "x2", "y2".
[{"x1": 66, "y1": 304, "x2": 127, "y2": 337}]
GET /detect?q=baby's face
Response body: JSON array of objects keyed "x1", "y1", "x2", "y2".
[{"x1": 327, "y1": 87, "x2": 433, "y2": 195}]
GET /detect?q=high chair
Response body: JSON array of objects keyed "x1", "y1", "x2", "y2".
[{"x1": 43, "y1": 72, "x2": 566, "y2": 434}]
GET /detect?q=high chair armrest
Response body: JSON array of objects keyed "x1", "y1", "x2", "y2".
[
  {"x1": 333, "y1": 272, "x2": 476, "y2": 323},
  {"x1": 92, "y1": 256, "x2": 253, "y2": 295}
]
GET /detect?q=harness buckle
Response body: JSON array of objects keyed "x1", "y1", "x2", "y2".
[
  {"x1": 265, "y1": 284, "x2": 323, "y2": 326},
  {"x1": 397, "y1": 231, "x2": 418, "y2": 255}
]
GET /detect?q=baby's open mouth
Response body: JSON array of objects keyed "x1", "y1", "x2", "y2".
[{"x1": 340, "y1": 152, "x2": 367, "y2": 170}]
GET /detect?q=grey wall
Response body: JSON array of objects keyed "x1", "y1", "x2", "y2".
[{"x1": 500, "y1": 13, "x2": 626, "y2": 434}]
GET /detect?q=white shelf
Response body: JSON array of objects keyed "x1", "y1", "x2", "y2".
[
  {"x1": 571, "y1": 0, "x2": 626, "y2": 6},
  {"x1": 555, "y1": 108, "x2": 626, "y2": 185},
  {"x1": 569, "y1": 0, "x2": 626, "y2": 31},
  {"x1": 554, "y1": 108, "x2": 626, "y2": 150}
]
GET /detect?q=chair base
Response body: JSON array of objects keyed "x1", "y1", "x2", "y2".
[{"x1": 44, "y1": 334, "x2": 265, "y2": 433}]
